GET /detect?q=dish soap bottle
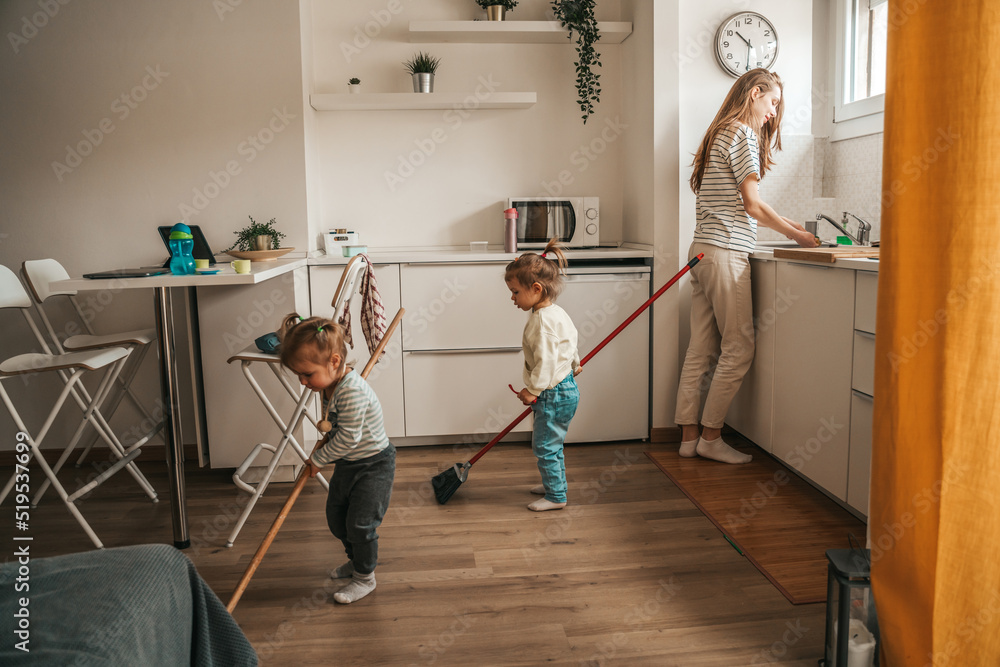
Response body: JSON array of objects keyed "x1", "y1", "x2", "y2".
[
  {"x1": 168, "y1": 223, "x2": 196, "y2": 275},
  {"x1": 504, "y1": 207, "x2": 518, "y2": 253}
]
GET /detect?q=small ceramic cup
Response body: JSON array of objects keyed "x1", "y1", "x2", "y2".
[
  {"x1": 231, "y1": 259, "x2": 252, "y2": 274},
  {"x1": 194, "y1": 258, "x2": 210, "y2": 269}
]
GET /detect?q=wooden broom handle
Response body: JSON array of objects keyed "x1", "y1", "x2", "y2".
[{"x1": 227, "y1": 307, "x2": 404, "y2": 613}]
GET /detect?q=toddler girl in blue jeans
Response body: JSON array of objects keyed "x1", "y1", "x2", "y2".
[{"x1": 505, "y1": 240, "x2": 581, "y2": 511}]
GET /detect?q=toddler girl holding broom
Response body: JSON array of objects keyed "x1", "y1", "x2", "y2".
[
  {"x1": 506, "y1": 240, "x2": 582, "y2": 512},
  {"x1": 278, "y1": 314, "x2": 394, "y2": 604}
]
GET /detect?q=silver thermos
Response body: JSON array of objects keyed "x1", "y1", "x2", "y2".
[{"x1": 504, "y1": 207, "x2": 518, "y2": 253}]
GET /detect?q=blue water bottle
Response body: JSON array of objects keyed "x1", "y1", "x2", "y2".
[{"x1": 168, "y1": 223, "x2": 196, "y2": 275}]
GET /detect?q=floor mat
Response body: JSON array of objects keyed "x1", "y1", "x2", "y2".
[{"x1": 646, "y1": 443, "x2": 867, "y2": 604}]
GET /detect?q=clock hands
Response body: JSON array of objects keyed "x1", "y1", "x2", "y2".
[{"x1": 736, "y1": 31, "x2": 752, "y2": 71}]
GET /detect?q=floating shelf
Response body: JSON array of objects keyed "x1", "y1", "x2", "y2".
[
  {"x1": 408, "y1": 20, "x2": 633, "y2": 44},
  {"x1": 310, "y1": 92, "x2": 537, "y2": 111}
]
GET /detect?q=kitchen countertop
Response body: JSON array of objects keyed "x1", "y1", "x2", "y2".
[
  {"x1": 309, "y1": 244, "x2": 655, "y2": 265},
  {"x1": 751, "y1": 244, "x2": 880, "y2": 271}
]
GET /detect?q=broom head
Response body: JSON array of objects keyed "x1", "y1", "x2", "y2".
[{"x1": 432, "y1": 462, "x2": 470, "y2": 504}]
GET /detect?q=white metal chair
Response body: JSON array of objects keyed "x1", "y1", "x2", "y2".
[
  {"x1": 0, "y1": 265, "x2": 156, "y2": 548},
  {"x1": 20, "y1": 259, "x2": 164, "y2": 466},
  {"x1": 223, "y1": 254, "x2": 370, "y2": 547}
]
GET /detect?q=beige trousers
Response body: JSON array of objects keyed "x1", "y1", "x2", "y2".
[{"x1": 674, "y1": 242, "x2": 755, "y2": 429}]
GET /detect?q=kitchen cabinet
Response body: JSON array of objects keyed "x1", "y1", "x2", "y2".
[
  {"x1": 771, "y1": 262, "x2": 856, "y2": 501},
  {"x1": 726, "y1": 257, "x2": 777, "y2": 451},
  {"x1": 847, "y1": 270, "x2": 878, "y2": 517},
  {"x1": 399, "y1": 262, "x2": 531, "y2": 438},
  {"x1": 558, "y1": 267, "x2": 651, "y2": 443},
  {"x1": 309, "y1": 264, "x2": 405, "y2": 439}
]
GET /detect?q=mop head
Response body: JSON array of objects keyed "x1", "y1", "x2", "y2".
[{"x1": 432, "y1": 463, "x2": 467, "y2": 505}]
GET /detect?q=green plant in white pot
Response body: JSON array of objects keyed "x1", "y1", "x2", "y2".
[
  {"x1": 403, "y1": 51, "x2": 440, "y2": 93},
  {"x1": 476, "y1": 0, "x2": 518, "y2": 21},
  {"x1": 348, "y1": 77, "x2": 361, "y2": 93}
]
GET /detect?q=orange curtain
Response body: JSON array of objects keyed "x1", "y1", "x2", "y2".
[{"x1": 872, "y1": 0, "x2": 1000, "y2": 664}]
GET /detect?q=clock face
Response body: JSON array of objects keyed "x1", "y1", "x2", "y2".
[{"x1": 715, "y1": 12, "x2": 779, "y2": 78}]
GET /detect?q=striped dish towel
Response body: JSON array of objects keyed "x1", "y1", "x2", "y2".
[{"x1": 339, "y1": 254, "x2": 387, "y2": 357}]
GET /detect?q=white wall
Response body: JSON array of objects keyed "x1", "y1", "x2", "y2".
[
  {"x1": 305, "y1": 0, "x2": 627, "y2": 250},
  {"x1": 0, "y1": 0, "x2": 307, "y2": 450}
]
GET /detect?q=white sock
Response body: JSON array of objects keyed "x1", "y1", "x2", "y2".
[
  {"x1": 330, "y1": 561, "x2": 354, "y2": 579},
  {"x1": 530, "y1": 484, "x2": 546, "y2": 495},
  {"x1": 333, "y1": 571, "x2": 376, "y2": 604},
  {"x1": 679, "y1": 438, "x2": 699, "y2": 457},
  {"x1": 528, "y1": 498, "x2": 566, "y2": 512},
  {"x1": 696, "y1": 436, "x2": 752, "y2": 464}
]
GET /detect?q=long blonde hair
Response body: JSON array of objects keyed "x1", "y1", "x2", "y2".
[{"x1": 690, "y1": 68, "x2": 784, "y2": 194}]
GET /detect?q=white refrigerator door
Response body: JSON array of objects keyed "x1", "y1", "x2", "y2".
[{"x1": 558, "y1": 271, "x2": 651, "y2": 443}]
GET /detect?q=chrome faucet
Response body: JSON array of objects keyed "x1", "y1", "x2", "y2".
[{"x1": 815, "y1": 212, "x2": 872, "y2": 246}]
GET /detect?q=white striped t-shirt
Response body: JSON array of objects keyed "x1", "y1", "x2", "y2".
[
  {"x1": 693, "y1": 124, "x2": 761, "y2": 253},
  {"x1": 312, "y1": 369, "x2": 389, "y2": 465}
]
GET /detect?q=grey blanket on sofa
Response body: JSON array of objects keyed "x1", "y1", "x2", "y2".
[{"x1": 0, "y1": 544, "x2": 257, "y2": 666}]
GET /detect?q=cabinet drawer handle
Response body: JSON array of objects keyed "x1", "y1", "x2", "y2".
[
  {"x1": 405, "y1": 347, "x2": 522, "y2": 355},
  {"x1": 852, "y1": 389, "x2": 874, "y2": 401},
  {"x1": 855, "y1": 330, "x2": 875, "y2": 340}
]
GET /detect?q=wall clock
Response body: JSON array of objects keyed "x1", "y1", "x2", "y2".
[{"x1": 714, "y1": 11, "x2": 779, "y2": 78}]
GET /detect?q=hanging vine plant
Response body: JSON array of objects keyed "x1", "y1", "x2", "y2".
[{"x1": 551, "y1": 0, "x2": 602, "y2": 124}]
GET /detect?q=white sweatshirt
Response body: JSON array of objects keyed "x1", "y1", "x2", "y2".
[{"x1": 521, "y1": 304, "x2": 581, "y2": 396}]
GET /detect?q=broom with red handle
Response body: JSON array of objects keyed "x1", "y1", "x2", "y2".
[
  {"x1": 227, "y1": 307, "x2": 404, "y2": 613},
  {"x1": 431, "y1": 253, "x2": 704, "y2": 504}
]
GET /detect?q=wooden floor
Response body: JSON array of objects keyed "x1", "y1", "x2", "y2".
[
  {"x1": 647, "y1": 442, "x2": 867, "y2": 605},
  {"x1": 3, "y1": 440, "x2": 828, "y2": 665}
]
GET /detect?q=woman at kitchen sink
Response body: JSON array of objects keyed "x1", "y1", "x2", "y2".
[{"x1": 675, "y1": 68, "x2": 818, "y2": 464}]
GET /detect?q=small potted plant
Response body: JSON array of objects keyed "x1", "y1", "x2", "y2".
[
  {"x1": 403, "y1": 51, "x2": 440, "y2": 93},
  {"x1": 476, "y1": 0, "x2": 518, "y2": 21},
  {"x1": 347, "y1": 77, "x2": 361, "y2": 94},
  {"x1": 225, "y1": 216, "x2": 287, "y2": 252}
]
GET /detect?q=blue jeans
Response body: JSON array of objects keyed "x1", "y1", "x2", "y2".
[
  {"x1": 325, "y1": 444, "x2": 395, "y2": 575},
  {"x1": 531, "y1": 374, "x2": 579, "y2": 503}
]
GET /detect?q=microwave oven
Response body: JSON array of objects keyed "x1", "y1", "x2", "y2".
[{"x1": 507, "y1": 197, "x2": 599, "y2": 249}]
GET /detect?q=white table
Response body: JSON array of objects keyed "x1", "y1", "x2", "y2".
[{"x1": 52, "y1": 258, "x2": 307, "y2": 548}]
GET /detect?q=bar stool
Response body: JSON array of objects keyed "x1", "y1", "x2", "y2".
[
  {"x1": 0, "y1": 264, "x2": 156, "y2": 548},
  {"x1": 20, "y1": 259, "x2": 164, "y2": 465},
  {"x1": 223, "y1": 255, "x2": 369, "y2": 547}
]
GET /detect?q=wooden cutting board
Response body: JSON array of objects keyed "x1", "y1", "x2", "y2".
[{"x1": 771, "y1": 246, "x2": 879, "y2": 263}]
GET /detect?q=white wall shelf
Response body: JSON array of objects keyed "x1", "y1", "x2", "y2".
[
  {"x1": 408, "y1": 20, "x2": 632, "y2": 44},
  {"x1": 310, "y1": 92, "x2": 536, "y2": 111}
]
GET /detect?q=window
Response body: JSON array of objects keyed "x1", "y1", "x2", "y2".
[
  {"x1": 849, "y1": 0, "x2": 888, "y2": 102},
  {"x1": 834, "y1": 0, "x2": 888, "y2": 128}
]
